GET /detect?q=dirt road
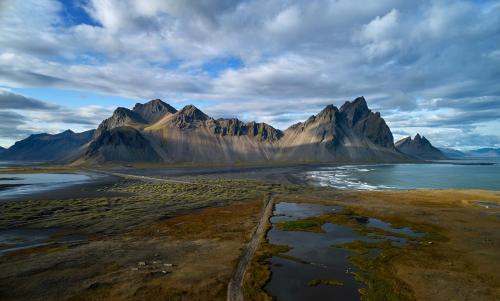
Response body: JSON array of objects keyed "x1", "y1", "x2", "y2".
[
  {"x1": 87, "y1": 169, "x2": 192, "y2": 184},
  {"x1": 227, "y1": 194, "x2": 274, "y2": 301}
]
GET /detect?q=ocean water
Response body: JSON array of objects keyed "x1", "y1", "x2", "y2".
[
  {"x1": 0, "y1": 173, "x2": 92, "y2": 200},
  {"x1": 305, "y1": 158, "x2": 500, "y2": 191},
  {"x1": 0, "y1": 161, "x2": 43, "y2": 168}
]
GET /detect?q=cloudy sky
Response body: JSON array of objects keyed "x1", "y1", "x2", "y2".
[{"x1": 0, "y1": 0, "x2": 499, "y2": 150}]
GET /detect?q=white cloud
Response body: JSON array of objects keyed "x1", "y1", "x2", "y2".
[{"x1": 0, "y1": 0, "x2": 499, "y2": 148}]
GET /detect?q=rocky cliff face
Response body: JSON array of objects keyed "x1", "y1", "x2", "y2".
[
  {"x1": 395, "y1": 134, "x2": 447, "y2": 160},
  {"x1": 0, "y1": 130, "x2": 95, "y2": 161},
  {"x1": 81, "y1": 127, "x2": 161, "y2": 163}
]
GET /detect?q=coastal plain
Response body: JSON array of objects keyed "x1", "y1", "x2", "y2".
[{"x1": 0, "y1": 166, "x2": 499, "y2": 301}]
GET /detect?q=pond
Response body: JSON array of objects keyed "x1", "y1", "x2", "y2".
[{"x1": 264, "y1": 202, "x2": 422, "y2": 300}]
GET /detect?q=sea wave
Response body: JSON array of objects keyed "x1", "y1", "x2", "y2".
[{"x1": 306, "y1": 166, "x2": 393, "y2": 191}]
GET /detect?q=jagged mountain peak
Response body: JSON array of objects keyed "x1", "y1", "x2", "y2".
[
  {"x1": 340, "y1": 96, "x2": 368, "y2": 112},
  {"x1": 317, "y1": 104, "x2": 339, "y2": 118},
  {"x1": 111, "y1": 107, "x2": 145, "y2": 121},
  {"x1": 395, "y1": 134, "x2": 446, "y2": 160},
  {"x1": 213, "y1": 118, "x2": 283, "y2": 141},
  {"x1": 340, "y1": 96, "x2": 370, "y2": 126},
  {"x1": 397, "y1": 134, "x2": 431, "y2": 147},
  {"x1": 133, "y1": 99, "x2": 177, "y2": 123},
  {"x1": 95, "y1": 107, "x2": 147, "y2": 137},
  {"x1": 177, "y1": 105, "x2": 209, "y2": 120}
]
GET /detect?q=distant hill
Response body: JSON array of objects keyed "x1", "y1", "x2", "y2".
[
  {"x1": 72, "y1": 96, "x2": 410, "y2": 164},
  {"x1": 439, "y1": 148, "x2": 466, "y2": 158},
  {"x1": 395, "y1": 134, "x2": 447, "y2": 160},
  {"x1": 437, "y1": 147, "x2": 500, "y2": 158},
  {"x1": 0, "y1": 146, "x2": 5, "y2": 154},
  {"x1": 0, "y1": 130, "x2": 95, "y2": 162},
  {"x1": 466, "y1": 148, "x2": 500, "y2": 157}
]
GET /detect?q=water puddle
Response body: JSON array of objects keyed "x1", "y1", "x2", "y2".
[
  {"x1": 0, "y1": 228, "x2": 86, "y2": 256},
  {"x1": 264, "y1": 202, "x2": 422, "y2": 300},
  {"x1": 475, "y1": 201, "x2": 500, "y2": 209},
  {"x1": 361, "y1": 217, "x2": 423, "y2": 238}
]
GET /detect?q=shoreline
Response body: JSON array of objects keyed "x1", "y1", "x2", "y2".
[
  {"x1": 0, "y1": 173, "x2": 124, "y2": 201},
  {"x1": 1, "y1": 158, "x2": 499, "y2": 201}
]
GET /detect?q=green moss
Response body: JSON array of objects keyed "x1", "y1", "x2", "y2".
[
  {"x1": 335, "y1": 240, "x2": 392, "y2": 255},
  {"x1": 350, "y1": 248, "x2": 416, "y2": 301},
  {"x1": 308, "y1": 279, "x2": 344, "y2": 287},
  {"x1": 276, "y1": 254, "x2": 309, "y2": 264},
  {"x1": 0, "y1": 178, "x2": 296, "y2": 234},
  {"x1": 276, "y1": 219, "x2": 323, "y2": 232}
]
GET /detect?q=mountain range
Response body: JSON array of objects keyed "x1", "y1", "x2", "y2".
[
  {"x1": 71, "y1": 96, "x2": 411, "y2": 164},
  {"x1": 3, "y1": 96, "x2": 487, "y2": 165},
  {"x1": 0, "y1": 130, "x2": 95, "y2": 161},
  {"x1": 466, "y1": 148, "x2": 500, "y2": 157}
]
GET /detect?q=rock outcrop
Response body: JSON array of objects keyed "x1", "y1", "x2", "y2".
[
  {"x1": 395, "y1": 134, "x2": 447, "y2": 160},
  {"x1": 0, "y1": 129, "x2": 95, "y2": 162}
]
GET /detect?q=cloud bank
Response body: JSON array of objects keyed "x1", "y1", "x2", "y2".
[{"x1": 0, "y1": 0, "x2": 499, "y2": 149}]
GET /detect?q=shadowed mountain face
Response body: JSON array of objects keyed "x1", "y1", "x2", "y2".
[
  {"x1": 83, "y1": 127, "x2": 161, "y2": 163},
  {"x1": 75, "y1": 97, "x2": 410, "y2": 164},
  {"x1": 395, "y1": 134, "x2": 447, "y2": 160},
  {"x1": 0, "y1": 146, "x2": 5, "y2": 154},
  {"x1": 0, "y1": 130, "x2": 95, "y2": 162}
]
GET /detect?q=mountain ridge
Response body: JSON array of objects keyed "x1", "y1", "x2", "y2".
[{"x1": 0, "y1": 130, "x2": 95, "y2": 162}]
